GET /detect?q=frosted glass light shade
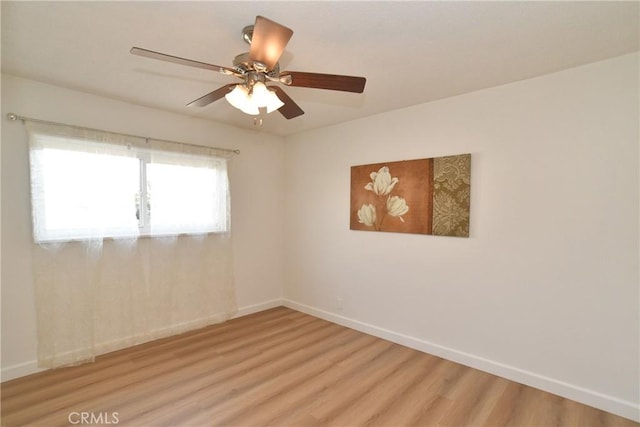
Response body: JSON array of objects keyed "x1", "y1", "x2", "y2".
[
  {"x1": 251, "y1": 82, "x2": 271, "y2": 107},
  {"x1": 225, "y1": 85, "x2": 259, "y2": 115},
  {"x1": 225, "y1": 85, "x2": 250, "y2": 110},
  {"x1": 240, "y1": 103, "x2": 260, "y2": 115},
  {"x1": 265, "y1": 90, "x2": 284, "y2": 113},
  {"x1": 251, "y1": 82, "x2": 284, "y2": 113},
  {"x1": 225, "y1": 82, "x2": 283, "y2": 115}
]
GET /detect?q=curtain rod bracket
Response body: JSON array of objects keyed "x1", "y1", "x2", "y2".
[{"x1": 7, "y1": 113, "x2": 19, "y2": 121}]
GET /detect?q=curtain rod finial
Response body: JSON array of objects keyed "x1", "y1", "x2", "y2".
[{"x1": 7, "y1": 113, "x2": 18, "y2": 121}]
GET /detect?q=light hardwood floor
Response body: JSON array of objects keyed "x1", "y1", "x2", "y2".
[{"x1": 1, "y1": 307, "x2": 638, "y2": 427}]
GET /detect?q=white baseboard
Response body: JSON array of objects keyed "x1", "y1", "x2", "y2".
[
  {"x1": 1, "y1": 360, "x2": 45, "y2": 382},
  {"x1": 283, "y1": 298, "x2": 640, "y2": 423},
  {"x1": 233, "y1": 298, "x2": 283, "y2": 318},
  {"x1": 1, "y1": 299, "x2": 284, "y2": 383}
]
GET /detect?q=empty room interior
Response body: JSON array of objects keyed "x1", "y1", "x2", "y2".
[{"x1": 1, "y1": 1, "x2": 639, "y2": 426}]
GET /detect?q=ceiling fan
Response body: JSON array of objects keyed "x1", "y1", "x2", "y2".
[{"x1": 131, "y1": 16, "x2": 366, "y2": 119}]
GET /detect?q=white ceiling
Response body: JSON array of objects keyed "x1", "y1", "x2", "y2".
[{"x1": 2, "y1": 1, "x2": 638, "y2": 136}]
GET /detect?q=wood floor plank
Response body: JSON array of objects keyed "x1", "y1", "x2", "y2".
[
  {"x1": 2, "y1": 307, "x2": 302, "y2": 403},
  {"x1": 309, "y1": 345, "x2": 417, "y2": 423},
  {"x1": 437, "y1": 369, "x2": 498, "y2": 426},
  {"x1": 130, "y1": 326, "x2": 356, "y2": 425},
  {"x1": 324, "y1": 352, "x2": 437, "y2": 426},
  {"x1": 365, "y1": 357, "x2": 450, "y2": 426},
  {"x1": 210, "y1": 335, "x2": 382, "y2": 426},
  {"x1": 483, "y1": 381, "x2": 527, "y2": 427},
  {"x1": 19, "y1": 315, "x2": 331, "y2": 426},
  {"x1": 243, "y1": 338, "x2": 392, "y2": 427},
  {"x1": 1, "y1": 307, "x2": 637, "y2": 427}
]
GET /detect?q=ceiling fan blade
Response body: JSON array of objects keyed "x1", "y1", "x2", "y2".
[
  {"x1": 280, "y1": 71, "x2": 366, "y2": 93},
  {"x1": 187, "y1": 84, "x2": 237, "y2": 107},
  {"x1": 249, "y1": 16, "x2": 293, "y2": 71},
  {"x1": 131, "y1": 47, "x2": 239, "y2": 76},
  {"x1": 270, "y1": 86, "x2": 304, "y2": 119}
]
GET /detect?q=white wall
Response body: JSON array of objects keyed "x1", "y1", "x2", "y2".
[
  {"x1": 283, "y1": 53, "x2": 639, "y2": 420},
  {"x1": 1, "y1": 74, "x2": 286, "y2": 379}
]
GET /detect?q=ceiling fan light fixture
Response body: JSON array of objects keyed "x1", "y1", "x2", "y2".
[
  {"x1": 251, "y1": 82, "x2": 284, "y2": 112},
  {"x1": 225, "y1": 84, "x2": 250, "y2": 110},
  {"x1": 265, "y1": 89, "x2": 285, "y2": 113},
  {"x1": 225, "y1": 82, "x2": 283, "y2": 116},
  {"x1": 224, "y1": 84, "x2": 260, "y2": 115},
  {"x1": 240, "y1": 103, "x2": 261, "y2": 116},
  {"x1": 250, "y1": 81, "x2": 271, "y2": 106}
]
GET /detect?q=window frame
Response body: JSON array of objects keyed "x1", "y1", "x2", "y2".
[{"x1": 28, "y1": 128, "x2": 230, "y2": 243}]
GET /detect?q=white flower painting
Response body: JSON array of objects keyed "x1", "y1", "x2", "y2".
[
  {"x1": 356, "y1": 204, "x2": 376, "y2": 227},
  {"x1": 351, "y1": 155, "x2": 471, "y2": 236},
  {"x1": 357, "y1": 166, "x2": 409, "y2": 231},
  {"x1": 364, "y1": 166, "x2": 398, "y2": 196},
  {"x1": 386, "y1": 195, "x2": 409, "y2": 222}
]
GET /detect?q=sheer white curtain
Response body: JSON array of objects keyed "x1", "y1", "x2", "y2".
[{"x1": 27, "y1": 122, "x2": 237, "y2": 368}]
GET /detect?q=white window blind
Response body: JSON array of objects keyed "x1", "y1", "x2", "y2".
[{"x1": 27, "y1": 122, "x2": 230, "y2": 243}]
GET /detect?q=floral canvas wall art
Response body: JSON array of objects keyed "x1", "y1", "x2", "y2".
[{"x1": 350, "y1": 154, "x2": 471, "y2": 237}]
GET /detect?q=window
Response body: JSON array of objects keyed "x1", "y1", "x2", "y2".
[{"x1": 28, "y1": 127, "x2": 229, "y2": 243}]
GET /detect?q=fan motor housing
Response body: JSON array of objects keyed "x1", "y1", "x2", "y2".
[{"x1": 232, "y1": 52, "x2": 280, "y2": 77}]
